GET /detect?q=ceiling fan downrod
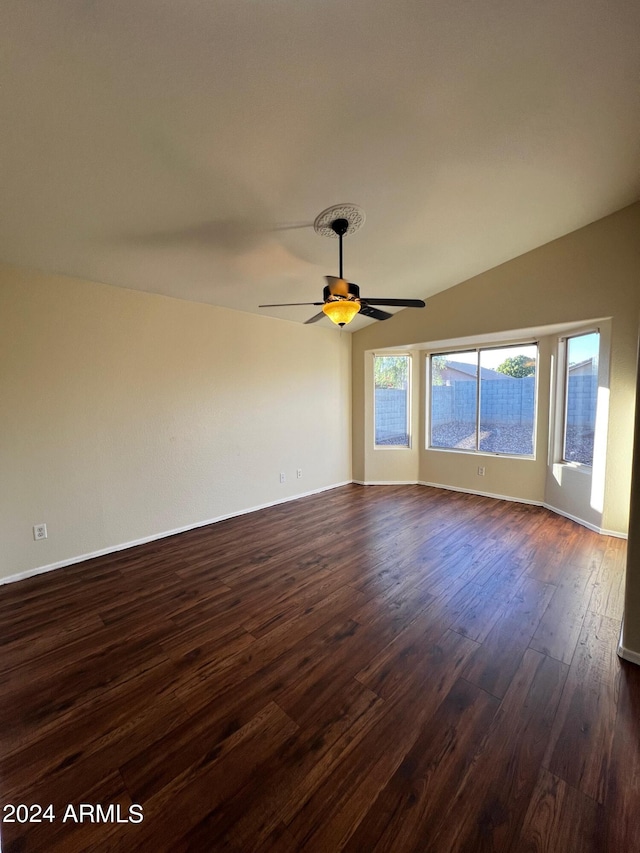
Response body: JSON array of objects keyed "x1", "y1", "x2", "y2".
[{"x1": 330, "y1": 218, "x2": 349, "y2": 280}]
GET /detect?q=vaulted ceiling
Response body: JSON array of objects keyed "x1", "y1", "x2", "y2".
[{"x1": 3, "y1": 1, "x2": 639, "y2": 329}]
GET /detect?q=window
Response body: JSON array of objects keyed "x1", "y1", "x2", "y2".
[
  {"x1": 374, "y1": 355, "x2": 411, "y2": 447},
  {"x1": 563, "y1": 331, "x2": 599, "y2": 466},
  {"x1": 429, "y1": 343, "x2": 538, "y2": 456}
]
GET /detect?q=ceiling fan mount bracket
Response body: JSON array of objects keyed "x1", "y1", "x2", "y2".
[
  {"x1": 313, "y1": 204, "x2": 365, "y2": 238},
  {"x1": 331, "y1": 218, "x2": 349, "y2": 237}
]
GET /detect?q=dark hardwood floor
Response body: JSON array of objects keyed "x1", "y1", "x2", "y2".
[{"x1": 0, "y1": 484, "x2": 637, "y2": 852}]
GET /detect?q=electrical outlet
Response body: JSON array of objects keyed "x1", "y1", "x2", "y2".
[
  {"x1": 296, "y1": 469, "x2": 302, "y2": 479},
  {"x1": 280, "y1": 472, "x2": 286, "y2": 483},
  {"x1": 477, "y1": 466, "x2": 486, "y2": 476},
  {"x1": 33, "y1": 523, "x2": 47, "y2": 540}
]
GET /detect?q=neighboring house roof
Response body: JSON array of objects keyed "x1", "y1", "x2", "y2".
[
  {"x1": 568, "y1": 357, "x2": 594, "y2": 373},
  {"x1": 444, "y1": 360, "x2": 514, "y2": 381}
]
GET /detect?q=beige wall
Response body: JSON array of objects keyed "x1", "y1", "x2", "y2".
[
  {"x1": 622, "y1": 337, "x2": 640, "y2": 658},
  {"x1": 0, "y1": 264, "x2": 352, "y2": 581},
  {"x1": 353, "y1": 203, "x2": 640, "y2": 531}
]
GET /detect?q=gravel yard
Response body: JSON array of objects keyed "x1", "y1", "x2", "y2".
[
  {"x1": 431, "y1": 422, "x2": 533, "y2": 455},
  {"x1": 429, "y1": 422, "x2": 594, "y2": 463},
  {"x1": 376, "y1": 435, "x2": 410, "y2": 446},
  {"x1": 563, "y1": 425, "x2": 596, "y2": 465}
]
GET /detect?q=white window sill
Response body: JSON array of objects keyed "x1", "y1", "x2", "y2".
[{"x1": 425, "y1": 446, "x2": 536, "y2": 462}]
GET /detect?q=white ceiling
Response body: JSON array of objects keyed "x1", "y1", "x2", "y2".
[{"x1": 2, "y1": 1, "x2": 639, "y2": 330}]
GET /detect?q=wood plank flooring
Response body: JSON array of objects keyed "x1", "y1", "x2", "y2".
[{"x1": 0, "y1": 484, "x2": 637, "y2": 852}]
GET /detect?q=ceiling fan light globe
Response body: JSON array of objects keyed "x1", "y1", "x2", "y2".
[{"x1": 322, "y1": 300, "x2": 361, "y2": 326}]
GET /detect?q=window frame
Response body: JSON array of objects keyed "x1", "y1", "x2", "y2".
[
  {"x1": 373, "y1": 352, "x2": 412, "y2": 450},
  {"x1": 560, "y1": 329, "x2": 600, "y2": 468},
  {"x1": 426, "y1": 341, "x2": 539, "y2": 458}
]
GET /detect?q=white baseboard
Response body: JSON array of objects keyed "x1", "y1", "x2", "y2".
[
  {"x1": 593, "y1": 527, "x2": 628, "y2": 540},
  {"x1": 617, "y1": 623, "x2": 640, "y2": 665},
  {"x1": 617, "y1": 644, "x2": 640, "y2": 666},
  {"x1": 353, "y1": 480, "x2": 419, "y2": 486},
  {"x1": 417, "y1": 480, "x2": 543, "y2": 507},
  {"x1": 0, "y1": 481, "x2": 352, "y2": 587},
  {"x1": 542, "y1": 502, "x2": 628, "y2": 539}
]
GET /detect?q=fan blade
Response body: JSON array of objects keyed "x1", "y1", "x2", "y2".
[
  {"x1": 273, "y1": 222, "x2": 314, "y2": 231},
  {"x1": 259, "y1": 302, "x2": 323, "y2": 307},
  {"x1": 122, "y1": 219, "x2": 314, "y2": 252},
  {"x1": 359, "y1": 305, "x2": 393, "y2": 321},
  {"x1": 362, "y1": 298, "x2": 426, "y2": 307},
  {"x1": 304, "y1": 312, "x2": 326, "y2": 324},
  {"x1": 325, "y1": 276, "x2": 350, "y2": 297}
]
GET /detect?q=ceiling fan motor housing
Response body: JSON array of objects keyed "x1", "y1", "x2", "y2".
[{"x1": 324, "y1": 280, "x2": 360, "y2": 301}]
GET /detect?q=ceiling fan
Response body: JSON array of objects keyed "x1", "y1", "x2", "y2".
[{"x1": 259, "y1": 204, "x2": 426, "y2": 327}]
